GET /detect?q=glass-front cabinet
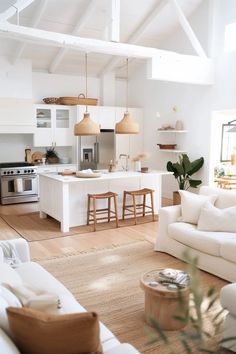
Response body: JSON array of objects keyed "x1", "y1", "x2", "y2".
[{"x1": 34, "y1": 105, "x2": 75, "y2": 147}]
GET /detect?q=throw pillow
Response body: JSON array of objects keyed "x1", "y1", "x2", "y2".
[
  {"x1": 7, "y1": 307, "x2": 103, "y2": 354},
  {"x1": 178, "y1": 190, "x2": 217, "y2": 224},
  {"x1": 0, "y1": 328, "x2": 20, "y2": 354},
  {"x1": 197, "y1": 202, "x2": 236, "y2": 232},
  {"x1": 0, "y1": 263, "x2": 22, "y2": 286},
  {"x1": 0, "y1": 286, "x2": 21, "y2": 336},
  {"x1": 3, "y1": 283, "x2": 62, "y2": 315}
]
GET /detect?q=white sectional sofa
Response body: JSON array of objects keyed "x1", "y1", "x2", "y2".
[
  {"x1": 155, "y1": 186, "x2": 236, "y2": 282},
  {"x1": 0, "y1": 239, "x2": 140, "y2": 354},
  {"x1": 220, "y1": 283, "x2": 236, "y2": 351}
]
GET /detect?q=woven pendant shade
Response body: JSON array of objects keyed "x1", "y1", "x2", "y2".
[
  {"x1": 115, "y1": 112, "x2": 139, "y2": 134},
  {"x1": 74, "y1": 53, "x2": 100, "y2": 136},
  {"x1": 74, "y1": 112, "x2": 100, "y2": 136},
  {"x1": 115, "y1": 58, "x2": 139, "y2": 135}
]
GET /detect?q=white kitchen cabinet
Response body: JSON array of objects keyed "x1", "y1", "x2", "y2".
[
  {"x1": 37, "y1": 164, "x2": 76, "y2": 174},
  {"x1": 37, "y1": 164, "x2": 77, "y2": 197},
  {"x1": 34, "y1": 104, "x2": 76, "y2": 147},
  {"x1": 98, "y1": 106, "x2": 116, "y2": 129},
  {"x1": 76, "y1": 105, "x2": 99, "y2": 124},
  {"x1": 0, "y1": 98, "x2": 34, "y2": 133}
]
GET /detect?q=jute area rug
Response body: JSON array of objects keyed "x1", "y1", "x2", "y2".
[
  {"x1": 0, "y1": 213, "x2": 157, "y2": 242},
  {"x1": 40, "y1": 240, "x2": 227, "y2": 354}
]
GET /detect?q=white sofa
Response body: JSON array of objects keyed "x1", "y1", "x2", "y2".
[
  {"x1": 0, "y1": 239, "x2": 140, "y2": 354},
  {"x1": 155, "y1": 186, "x2": 236, "y2": 282},
  {"x1": 220, "y1": 283, "x2": 236, "y2": 351}
]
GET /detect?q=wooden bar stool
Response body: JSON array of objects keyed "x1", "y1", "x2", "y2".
[
  {"x1": 122, "y1": 188, "x2": 155, "y2": 225},
  {"x1": 87, "y1": 192, "x2": 119, "y2": 231}
]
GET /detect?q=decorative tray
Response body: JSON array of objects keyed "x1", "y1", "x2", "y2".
[{"x1": 75, "y1": 171, "x2": 102, "y2": 178}]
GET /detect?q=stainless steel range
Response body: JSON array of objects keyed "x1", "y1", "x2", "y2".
[{"x1": 0, "y1": 162, "x2": 38, "y2": 205}]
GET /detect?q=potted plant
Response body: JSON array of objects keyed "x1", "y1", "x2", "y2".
[
  {"x1": 45, "y1": 146, "x2": 59, "y2": 164},
  {"x1": 166, "y1": 154, "x2": 204, "y2": 205},
  {"x1": 146, "y1": 251, "x2": 233, "y2": 353}
]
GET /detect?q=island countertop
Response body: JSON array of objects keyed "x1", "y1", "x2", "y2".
[
  {"x1": 39, "y1": 170, "x2": 171, "y2": 232},
  {"x1": 39, "y1": 170, "x2": 170, "y2": 183}
]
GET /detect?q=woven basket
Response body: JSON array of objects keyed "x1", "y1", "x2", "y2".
[
  {"x1": 59, "y1": 94, "x2": 98, "y2": 106},
  {"x1": 43, "y1": 97, "x2": 59, "y2": 104}
]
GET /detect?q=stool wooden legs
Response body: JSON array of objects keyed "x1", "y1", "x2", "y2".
[
  {"x1": 87, "y1": 192, "x2": 119, "y2": 232},
  {"x1": 150, "y1": 190, "x2": 155, "y2": 222},
  {"x1": 93, "y1": 197, "x2": 96, "y2": 232},
  {"x1": 122, "y1": 188, "x2": 155, "y2": 225},
  {"x1": 114, "y1": 197, "x2": 119, "y2": 228},
  {"x1": 132, "y1": 194, "x2": 137, "y2": 225}
]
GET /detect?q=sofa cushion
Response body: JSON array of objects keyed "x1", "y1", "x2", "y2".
[
  {"x1": 0, "y1": 328, "x2": 20, "y2": 354},
  {"x1": 168, "y1": 222, "x2": 236, "y2": 256},
  {"x1": 220, "y1": 283, "x2": 236, "y2": 316},
  {"x1": 200, "y1": 186, "x2": 236, "y2": 209},
  {"x1": 15, "y1": 262, "x2": 115, "y2": 345},
  {"x1": 178, "y1": 190, "x2": 217, "y2": 224},
  {"x1": 7, "y1": 307, "x2": 102, "y2": 354},
  {"x1": 197, "y1": 202, "x2": 236, "y2": 232},
  {"x1": 0, "y1": 264, "x2": 22, "y2": 286},
  {"x1": 220, "y1": 242, "x2": 236, "y2": 264},
  {"x1": 0, "y1": 286, "x2": 22, "y2": 336}
]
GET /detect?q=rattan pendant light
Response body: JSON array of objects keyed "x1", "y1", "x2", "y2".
[
  {"x1": 115, "y1": 58, "x2": 139, "y2": 134},
  {"x1": 74, "y1": 54, "x2": 100, "y2": 136}
]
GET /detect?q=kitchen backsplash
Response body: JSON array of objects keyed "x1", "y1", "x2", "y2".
[{"x1": 0, "y1": 134, "x2": 73, "y2": 163}]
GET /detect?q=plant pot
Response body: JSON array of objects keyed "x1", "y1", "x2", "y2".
[
  {"x1": 173, "y1": 191, "x2": 181, "y2": 205},
  {"x1": 47, "y1": 157, "x2": 59, "y2": 164}
]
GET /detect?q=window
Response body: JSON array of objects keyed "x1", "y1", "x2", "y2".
[{"x1": 221, "y1": 124, "x2": 236, "y2": 161}]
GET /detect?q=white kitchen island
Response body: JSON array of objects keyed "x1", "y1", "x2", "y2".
[{"x1": 39, "y1": 171, "x2": 169, "y2": 232}]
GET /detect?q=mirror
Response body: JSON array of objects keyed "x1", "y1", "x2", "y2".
[{"x1": 221, "y1": 124, "x2": 236, "y2": 161}]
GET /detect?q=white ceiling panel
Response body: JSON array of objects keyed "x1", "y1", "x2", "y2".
[{"x1": 0, "y1": 0, "x2": 204, "y2": 76}]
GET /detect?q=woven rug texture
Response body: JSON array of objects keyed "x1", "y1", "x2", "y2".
[
  {"x1": 40, "y1": 240, "x2": 226, "y2": 354},
  {"x1": 0, "y1": 213, "x2": 157, "y2": 242}
]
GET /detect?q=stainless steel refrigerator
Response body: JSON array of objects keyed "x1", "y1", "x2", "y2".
[{"x1": 78, "y1": 129, "x2": 115, "y2": 170}]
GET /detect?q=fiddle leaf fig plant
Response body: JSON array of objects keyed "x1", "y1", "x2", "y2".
[{"x1": 166, "y1": 154, "x2": 204, "y2": 190}]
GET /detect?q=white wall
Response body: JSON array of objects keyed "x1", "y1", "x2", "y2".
[
  {"x1": 128, "y1": 0, "x2": 236, "y2": 198},
  {"x1": 0, "y1": 134, "x2": 33, "y2": 162},
  {"x1": 129, "y1": 0, "x2": 212, "y2": 198},
  {"x1": 0, "y1": 57, "x2": 32, "y2": 98},
  {"x1": 32, "y1": 72, "x2": 100, "y2": 104}
]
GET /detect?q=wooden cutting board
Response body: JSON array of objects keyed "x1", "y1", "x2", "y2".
[{"x1": 58, "y1": 170, "x2": 76, "y2": 176}]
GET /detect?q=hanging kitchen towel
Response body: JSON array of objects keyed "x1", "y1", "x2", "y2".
[{"x1": 14, "y1": 178, "x2": 23, "y2": 193}]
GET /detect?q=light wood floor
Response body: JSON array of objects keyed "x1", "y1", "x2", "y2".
[{"x1": 0, "y1": 198, "x2": 172, "y2": 261}]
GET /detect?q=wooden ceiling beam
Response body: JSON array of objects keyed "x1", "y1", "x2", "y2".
[
  {"x1": 110, "y1": 0, "x2": 120, "y2": 42},
  {"x1": 99, "y1": 0, "x2": 167, "y2": 76},
  {"x1": 0, "y1": 0, "x2": 36, "y2": 22},
  {"x1": 13, "y1": 0, "x2": 48, "y2": 64},
  {"x1": 0, "y1": 21, "x2": 168, "y2": 58},
  {"x1": 170, "y1": 0, "x2": 207, "y2": 58},
  {"x1": 48, "y1": 0, "x2": 97, "y2": 73}
]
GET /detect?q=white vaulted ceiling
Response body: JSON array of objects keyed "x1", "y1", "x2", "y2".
[{"x1": 0, "y1": 0, "x2": 204, "y2": 77}]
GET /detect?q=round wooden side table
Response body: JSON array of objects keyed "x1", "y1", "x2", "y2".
[{"x1": 140, "y1": 269, "x2": 189, "y2": 331}]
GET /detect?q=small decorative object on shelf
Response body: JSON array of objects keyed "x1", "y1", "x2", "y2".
[
  {"x1": 132, "y1": 153, "x2": 150, "y2": 171},
  {"x1": 45, "y1": 146, "x2": 59, "y2": 164},
  {"x1": 157, "y1": 144, "x2": 177, "y2": 150},
  {"x1": 43, "y1": 97, "x2": 59, "y2": 104},
  {"x1": 175, "y1": 120, "x2": 184, "y2": 130},
  {"x1": 158, "y1": 124, "x2": 175, "y2": 131}
]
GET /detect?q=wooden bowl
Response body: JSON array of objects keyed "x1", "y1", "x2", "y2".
[{"x1": 157, "y1": 144, "x2": 177, "y2": 150}]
